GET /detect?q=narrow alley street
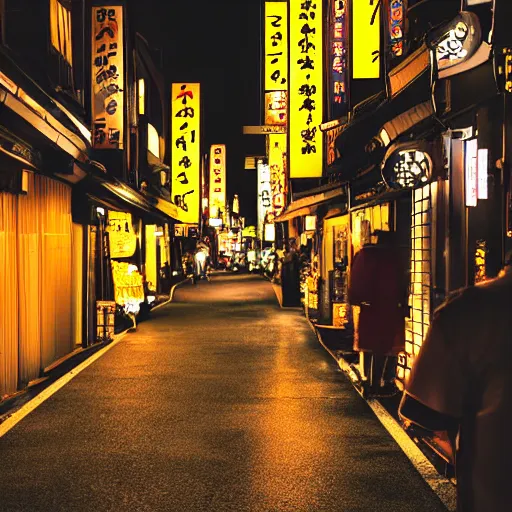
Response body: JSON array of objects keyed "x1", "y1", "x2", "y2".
[{"x1": 0, "y1": 274, "x2": 447, "y2": 512}]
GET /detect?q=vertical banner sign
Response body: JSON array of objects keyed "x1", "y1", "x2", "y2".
[
  {"x1": 171, "y1": 83, "x2": 201, "y2": 224},
  {"x1": 353, "y1": 0, "x2": 381, "y2": 79},
  {"x1": 290, "y1": 0, "x2": 323, "y2": 178},
  {"x1": 389, "y1": 0, "x2": 405, "y2": 58},
  {"x1": 268, "y1": 133, "x2": 287, "y2": 222},
  {"x1": 265, "y1": 1, "x2": 288, "y2": 91},
  {"x1": 209, "y1": 144, "x2": 226, "y2": 220},
  {"x1": 92, "y1": 6, "x2": 124, "y2": 149},
  {"x1": 257, "y1": 160, "x2": 272, "y2": 239},
  {"x1": 331, "y1": 0, "x2": 348, "y2": 118}
]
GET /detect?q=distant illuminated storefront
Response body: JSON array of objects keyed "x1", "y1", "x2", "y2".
[{"x1": 107, "y1": 211, "x2": 145, "y2": 315}]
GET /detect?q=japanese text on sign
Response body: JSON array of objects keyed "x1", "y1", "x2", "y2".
[
  {"x1": 290, "y1": 0, "x2": 324, "y2": 178},
  {"x1": 265, "y1": 1, "x2": 288, "y2": 92},
  {"x1": 91, "y1": 6, "x2": 124, "y2": 149},
  {"x1": 268, "y1": 133, "x2": 287, "y2": 222},
  {"x1": 171, "y1": 83, "x2": 201, "y2": 224},
  {"x1": 353, "y1": 0, "x2": 381, "y2": 79},
  {"x1": 331, "y1": 0, "x2": 348, "y2": 118},
  {"x1": 209, "y1": 144, "x2": 226, "y2": 219}
]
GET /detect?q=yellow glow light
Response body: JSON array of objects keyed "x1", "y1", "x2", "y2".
[
  {"x1": 171, "y1": 83, "x2": 201, "y2": 224},
  {"x1": 289, "y1": 0, "x2": 323, "y2": 178},
  {"x1": 352, "y1": 0, "x2": 381, "y2": 79},
  {"x1": 147, "y1": 122, "x2": 160, "y2": 158},
  {"x1": 138, "y1": 78, "x2": 145, "y2": 115}
]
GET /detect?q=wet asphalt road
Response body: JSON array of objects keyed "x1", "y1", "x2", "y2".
[{"x1": 0, "y1": 273, "x2": 447, "y2": 512}]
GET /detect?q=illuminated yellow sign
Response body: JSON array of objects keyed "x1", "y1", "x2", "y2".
[
  {"x1": 91, "y1": 6, "x2": 124, "y2": 149},
  {"x1": 171, "y1": 83, "x2": 200, "y2": 224},
  {"x1": 268, "y1": 133, "x2": 287, "y2": 221},
  {"x1": 265, "y1": 1, "x2": 288, "y2": 91},
  {"x1": 290, "y1": 0, "x2": 323, "y2": 178},
  {"x1": 111, "y1": 261, "x2": 145, "y2": 314},
  {"x1": 352, "y1": 0, "x2": 381, "y2": 79},
  {"x1": 107, "y1": 211, "x2": 137, "y2": 259},
  {"x1": 209, "y1": 144, "x2": 226, "y2": 219}
]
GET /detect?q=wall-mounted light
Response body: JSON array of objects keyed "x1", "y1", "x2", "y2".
[
  {"x1": 96, "y1": 206, "x2": 105, "y2": 216},
  {"x1": 138, "y1": 78, "x2": 145, "y2": 115},
  {"x1": 21, "y1": 170, "x2": 30, "y2": 194},
  {"x1": 305, "y1": 215, "x2": 316, "y2": 231}
]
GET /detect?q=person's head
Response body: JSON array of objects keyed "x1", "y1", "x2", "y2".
[
  {"x1": 373, "y1": 230, "x2": 396, "y2": 246},
  {"x1": 289, "y1": 238, "x2": 297, "y2": 250}
]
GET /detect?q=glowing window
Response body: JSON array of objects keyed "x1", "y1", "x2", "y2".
[{"x1": 50, "y1": 0, "x2": 73, "y2": 65}]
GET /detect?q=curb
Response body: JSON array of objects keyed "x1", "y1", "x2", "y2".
[
  {"x1": 308, "y1": 316, "x2": 457, "y2": 511},
  {"x1": 0, "y1": 329, "x2": 129, "y2": 438},
  {"x1": 0, "y1": 276, "x2": 191, "y2": 435}
]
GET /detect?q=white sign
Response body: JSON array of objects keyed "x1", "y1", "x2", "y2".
[
  {"x1": 477, "y1": 148, "x2": 488, "y2": 200},
  {"x1": 264, "y1": 223, "x2": 276, "y2": 242},
  {"x1": 257, "y1": 161, "x2": 271, "y2": 239},
  {"x1": 465, "y1": 139, "x2": 478, "y2": 207}
]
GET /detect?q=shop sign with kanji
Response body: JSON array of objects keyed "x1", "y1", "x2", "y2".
[
  {"x1": 171, "y1": 83, "x2": 201, "y2": 224},
  {"x1": 290, "y1": 0, "x2": 324, "y2": 178},
  {"x1": 209, "y1": 144, "x2": 226, "y2": 219},
  {"x1": 265, "y1": 1, "x2": 288, "y2": 92},
  {"x1": 91, "y1": 6, "x2": 124, "y2": 149}
]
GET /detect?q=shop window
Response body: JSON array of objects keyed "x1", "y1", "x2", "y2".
[
  {"x1": 50, "y1": 0, "x2": 72, "y2": 66},
  {"x1": 351, "y1": 204, "x2": 390, "y2": 256},
  {"x1": 398, "y1": 184, "x2": 432, "y2": 386}
]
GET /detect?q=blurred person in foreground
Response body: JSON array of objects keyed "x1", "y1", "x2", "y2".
[
  {"x1": 399, "y1": 253, "x2": 512, "y2": 512},
  {"x1": 348, "y1": 230, "x2": 408, "y2": 397}
]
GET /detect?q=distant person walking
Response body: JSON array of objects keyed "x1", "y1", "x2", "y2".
[
  {"x1": 399, "y1": 255, "x2": 512, "y2": 512},
  {"x1": 280, "y1": 238, "x2": 301, "y2": 307}
]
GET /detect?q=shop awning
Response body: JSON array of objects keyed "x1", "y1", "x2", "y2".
[
  {"x1": 72, "y1": 171, "x2": 170, "y2": 224},
  {"x1": 332, "y1": 47, "x2": 434, "y2": 182},
  {"x1": 275, "y1": 185, "x2": 346, "y2": 223},
  {"x1": 153, "y1": 196, "x2": 190, "y2": 223}
]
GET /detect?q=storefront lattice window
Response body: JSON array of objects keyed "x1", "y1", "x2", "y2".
[{"x1": 398, "y1": 184, "x2": 432, "y2": 386}]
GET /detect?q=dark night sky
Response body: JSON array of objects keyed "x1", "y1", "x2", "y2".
[{"x1": 129, "y1": 0, "x2": 265, "y2": 226}]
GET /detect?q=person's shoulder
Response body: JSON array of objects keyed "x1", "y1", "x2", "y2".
[{"x1": 434, "y1": 275, "x2": 512, "y2": 324}]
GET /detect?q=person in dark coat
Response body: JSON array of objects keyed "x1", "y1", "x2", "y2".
[
  {"x1": 281, "y1": 238, "x2": 301, "y2": 307},
  {"x1": 348, "y1": 230, "x2": 407, "y2": 396}
]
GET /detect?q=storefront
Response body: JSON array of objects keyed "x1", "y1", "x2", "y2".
[{"x1": 0, "y1": 172, "x2": 81, "y2": 397}]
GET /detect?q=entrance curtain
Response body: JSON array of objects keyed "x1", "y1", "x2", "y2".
[
  {"x1": 0, "y1": 192, "x2": 18, "y2": 397},
  {"x1": 17, "y1": 173, "x2": 42, "y2": 385},
  {"x1": 38, "y1": 175, "x2": 73, "y2": 369}
]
